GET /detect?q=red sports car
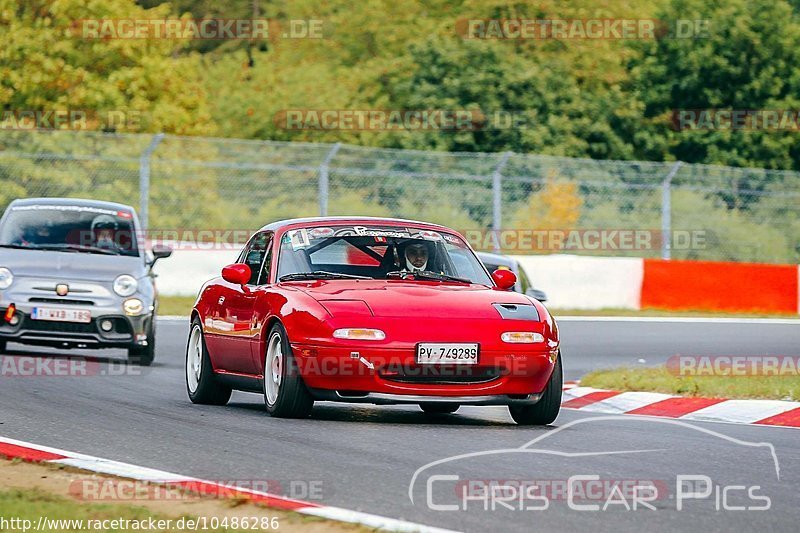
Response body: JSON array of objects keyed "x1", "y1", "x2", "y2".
[{"x1": 186, "y1": 217, "x2": 562, "y2": 425}]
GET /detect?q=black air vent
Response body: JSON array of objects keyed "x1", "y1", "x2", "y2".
[{"x1": 492, "y1": 303, "x2": 540, "y2": 321}]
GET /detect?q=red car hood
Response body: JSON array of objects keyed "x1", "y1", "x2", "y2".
[{"x1": 292, "y1": 280, "x2": 533, "y2": 319}]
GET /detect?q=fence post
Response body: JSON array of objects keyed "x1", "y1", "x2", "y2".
[
  {"x1": 139, "y1": 133, "x2": 165, "y2": 231},
  {"x1": 492, "y1": 151, "x2": 512, "y2": 252},
  {"x1": 319, "y1": 142, "x2": 342, "y2": 216},
  {"x1": 661, "y1": 161, "x2": 683, "y2": 260}
]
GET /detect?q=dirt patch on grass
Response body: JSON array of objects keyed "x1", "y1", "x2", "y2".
[{"x1": 0, "y1": 458, "x2": 362, "y2": 532}]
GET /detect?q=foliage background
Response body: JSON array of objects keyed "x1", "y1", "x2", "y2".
[{"x1": 1, "y1": 0, "x2": 799, "y2": 263}]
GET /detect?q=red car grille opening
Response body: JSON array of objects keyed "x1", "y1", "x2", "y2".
[{"x1": 378, "y1": 365, "x2": 505, "y2": 385}]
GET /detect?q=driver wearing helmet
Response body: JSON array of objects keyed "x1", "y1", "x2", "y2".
[
  {"x1": 404, "y1": 242, "x2": 430, "y2": 273},
  {"x1": 91, "y1": 214, "x2": 119, "y2": 251}
]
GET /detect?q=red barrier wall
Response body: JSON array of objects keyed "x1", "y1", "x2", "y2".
[{"x1": 641, "y1": 259, "x2": 799, "y2": 314}]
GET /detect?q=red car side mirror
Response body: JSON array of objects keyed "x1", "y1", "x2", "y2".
[
  {"x1": 222, "y1": 263, "x2": 251, "y2": 286},
  {"x1": 492, "y1": 268, "x2": 517, "y2": 291}
]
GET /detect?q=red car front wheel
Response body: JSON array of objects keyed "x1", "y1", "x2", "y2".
[
  {"x1": 508, "y1": 353, "x2": 562, "y2": 425},
  {"x1": 263, "y1": 323, "x2": 314, "y2": 418}
]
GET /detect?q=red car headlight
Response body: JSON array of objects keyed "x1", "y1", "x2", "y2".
[
  {"x1": 333, "y1": 328, "x2": 386, "y2": 341},
  {"x1": 501, "y1": 332, "x2": 544, "y2": 344}
]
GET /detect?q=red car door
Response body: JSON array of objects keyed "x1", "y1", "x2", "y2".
[
  {"x1": 213, "y1": 232, "x2": 273, "y2": 375},
  {"x1": 215, "y1": 282, "x2": 258, "y2": 374},
  {"x1": 199, "y1": 282, "x2": 228, "y2": 370}
]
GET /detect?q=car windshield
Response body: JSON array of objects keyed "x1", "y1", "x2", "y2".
[
  {"x1": 277, "y1": 225, "x2": 493, "y2": 285},
  {"x1": 0, "y1": 204, "x2": 139, "y2": 257}
]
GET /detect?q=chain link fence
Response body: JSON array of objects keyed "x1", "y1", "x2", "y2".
[{"x1": 0, "y1": 130, "x2": 798, "y2": 263}]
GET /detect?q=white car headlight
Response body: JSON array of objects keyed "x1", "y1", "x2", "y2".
[
  {"x1": 113, "y1": 275, "x2": 138, "y2": 297},
  {"x1": 501, "y1": 332, "x2": 544, "y2": 344},
  {"x1": 0, "y1": 268, "x2": 13, "y2": 290},
  {"x1": 333, "y1": 328, "x2": 386, "y2": 341}
]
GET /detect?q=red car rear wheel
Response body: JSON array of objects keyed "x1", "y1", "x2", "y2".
[{"x1": 185, "y1": 318, "x2": 232, "y2": 405}]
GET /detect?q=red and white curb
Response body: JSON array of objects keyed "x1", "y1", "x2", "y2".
[
  {"x1": 0, "y1": 436, "x2": 457, "y2": 533},
  {"x1": 560, "y1": 382, "x2": 800, "y2": 428}
]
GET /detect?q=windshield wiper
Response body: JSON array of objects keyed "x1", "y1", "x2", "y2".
[
  {"x1": 0, "y1": 243, "x2": 34, "y2": 249},
  {"x1": 279, "y1": 271, "x2": 373, "y2": 282},
  {"x1": 386, "y1": 270, "x2": 471, "y2": 284},
  {"x1": 35, "y1": 244, "x2": 120, "y2": 255}
]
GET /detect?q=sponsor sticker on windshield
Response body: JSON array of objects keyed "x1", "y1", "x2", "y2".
[
  {"x1": 350, "y1": 226, "x2": 410, "y2": 238},
  {"x1": 417, "y1": 230, "x2": 443, "y2": 241},
  {"x1": 308, "y1": 227, "x2": 334, "y2": 239},
  {"x1": 287, "y1": 229, "x2": 312, "y2": 250},
  {"x1": 442, "y1": 233, "x2": 463, "y2": 244}
]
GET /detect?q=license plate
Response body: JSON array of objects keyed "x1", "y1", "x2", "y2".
[
  {"x1": 31, "y1": 307, "x2": 92, "y2": 323},
  {"x1": 416, "y1": 343, "x2": 479, "y2": 365}
]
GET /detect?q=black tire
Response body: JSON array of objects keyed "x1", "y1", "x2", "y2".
[
  {"x1": 263, "y1": 323, "x2": 314, "y2": 418},
  {"x1": 509, "y1": 353, "x2": 562, "y2": 426},
  {"x1": 185, "y1": 318, "x2": 232, "y2": 405},
  {"x1": 128, "y1": 317, "x2": 155, "y2": 366},
  {"x1": 419, "y1": 403, "x2": 460, "y2": 414}
]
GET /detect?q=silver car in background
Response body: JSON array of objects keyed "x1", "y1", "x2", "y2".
[
  {"x1": 476, "y1": 251, "x2": 547, "y2": 302},
  {"x1": 0, "y1": 198, "x2": 171, "y2": 365}
]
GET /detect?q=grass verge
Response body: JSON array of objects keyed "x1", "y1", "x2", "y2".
[
  {"x1": 158, "y1": 295, "x2": 196, "y2": 316},
  {"x1": 581, "y1": 366, "x2": 800, "y2": 401},
  {"x1": 0, "y1": 459, "x2": 362, "y2": 532}
]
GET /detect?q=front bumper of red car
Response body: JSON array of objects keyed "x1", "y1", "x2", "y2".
[{"x1": 291, "y1": 342, "x2": 558, "y2": 404}]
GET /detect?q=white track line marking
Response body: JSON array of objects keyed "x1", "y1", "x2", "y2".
[
  {"x1": 562, "y1": 386, "x2": 610, "y2": 398},
  {"x1": 680, "y1": 400, "x2": 800, "y2": 425},
  {"x1": 0, "y1": 436, "x2": 458, "y2": 533},
  {"x1": 577, "y1": 391, "x2": 674, "y2": 414}
]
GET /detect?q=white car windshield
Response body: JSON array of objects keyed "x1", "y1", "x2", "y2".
[{"x1": 0, "y1": 205, "x2": 139, "y2": 257}]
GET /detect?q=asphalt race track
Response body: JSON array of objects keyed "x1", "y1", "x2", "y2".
[{"x1": 1, "y1": 318, "x2": 799, "y2": 532}]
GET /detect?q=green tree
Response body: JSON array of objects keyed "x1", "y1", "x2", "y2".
[
  {"x1": 0, "y1": 0, "x2": 215, "y2": 135},
  {"x1": 381, "y1": 37, "x2": 636, "y2": 158},
  {"x1": 627, "y1": 0, "x2": 800, "y2": 170}
]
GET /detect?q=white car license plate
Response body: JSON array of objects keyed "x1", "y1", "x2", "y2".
[
  {"x1": 31, "y1": 307, "x2": 92, "y2": 323},
  {"x1": 416, "y1": 343, "x2": 479, "y2": 364}
]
